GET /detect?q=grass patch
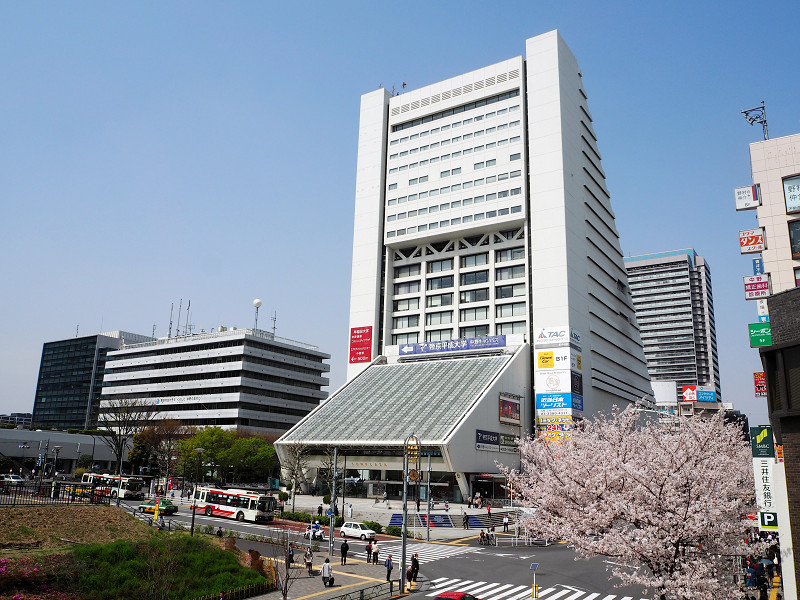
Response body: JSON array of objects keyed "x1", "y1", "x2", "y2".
[
  {"x1": 5, "y1": 525, "x2": 36, "y2": 540},
  {"x1": 1, "y1": 534, "x2": 270, "y2": 600}
]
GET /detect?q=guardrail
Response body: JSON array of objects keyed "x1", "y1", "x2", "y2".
[
  {"x1": 0, "y1": 483, "x2": 111, "y2": 507},
  {"x1": 193, "y1": 580, "x2": 275, "y2": 600},
  {"x1": 325, "y1": 581, "x2": 396, "y2": 600}
]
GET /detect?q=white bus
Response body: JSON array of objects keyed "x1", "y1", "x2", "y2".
[
  {"x1": 80, "y1": 473, "x2": 146, "y2": 500},
  {"x1": 191, "y1": 486, "x2": 277, "y2": 522}
]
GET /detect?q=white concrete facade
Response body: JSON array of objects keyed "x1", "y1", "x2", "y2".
[
  {"x1": 347, "y1": 30, "x2": 652, "y2": 416},
  {"x1": 750, "y1": 133, "x2": 800, "y2": 292}
]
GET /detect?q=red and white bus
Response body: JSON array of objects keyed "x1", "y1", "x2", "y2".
[
  {"x1": 191, "y1": 486, "x2": 277, "y2": 522},
  {"x1": 81, "y1": 473, "x2": 146, "y2": 500}
]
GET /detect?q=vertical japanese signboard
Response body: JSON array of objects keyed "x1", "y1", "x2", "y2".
[
  {"x1": 743, "y1": 275, "x2": 771, "y2": 300},
  {"x1": 739, "y1": 228, "x2": 766, "y2": 254},
  {"x1": 751, "y1": 426, "x2": 775, "y2": 512},
  {"x1": 754, "y1": 372, "x2": 767, "y2": 397},
  {"x1": 783, "y1": 175, "x2": 800, "y2": 213},
  {"x1": 348, "y1": 326, "x2": 373, "y2": 363},
  {"x1": 735, "y1": 184, "x2": 761, "y2": 210}
]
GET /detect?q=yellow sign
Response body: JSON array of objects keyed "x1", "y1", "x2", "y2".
[
  {"x1": 537, "y1": 352, "x2": 554, "y2": 368},
  {"x1": 576, "y1": 355, "x2": 582, "y2": 370}
]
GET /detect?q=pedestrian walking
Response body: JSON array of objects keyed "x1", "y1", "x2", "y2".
[
  {"x1": 288, "y1": 543, "x2": 295, "y2": 566},
  {"x1": 489, "y1": 526, "x2": 496, "y2": 546},
  {"x1": 304, "y1": 548, "x2": 313, "y2": 575},
  {"x1": 366, "y1": 541, "x2": 372, "y2": 563},
  {"x1": 411, "y1": 553, "x2": 419, "y2": 582},
  {"x1": 372, "y1": 540, "x2": 380, "y2": 565},
  {"x1": 462, "y1": 513, "x2": 469, "y2": 529},
  {"x1": 503, "y1": 515, "x2": 509, "y2": 532},
  {"x1": 487, "y1": 504, "x2": 491, "y2": 518},
  {"x1": 416, "y1": 496, "x2": 420, "y2": 512},
  {"x1": 321, "y1": 558, "x2": 333, "y2": 587},
  {"x1": 317, "y1": 504, "x2": 323, "y2": 516},
  {"x1": 467, "y1": 495, "x2": 473, "y2": 508},
  {"x1": 385, "y1": 554, "x2": 393, "y2": 581},
  {"x1": 341, "y1": 539, "x2": 349, "y2": 565}
]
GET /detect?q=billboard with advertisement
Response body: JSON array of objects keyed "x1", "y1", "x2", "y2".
[
  {"x1": 749, "y1": 323, "x2": 772, "y2": 347},
  {"x1": 734, "y1": 184, "x2": 761, "y2": 210},
  {"x1": 754, "y1": 372, "x2": 767, "y2": 397},
  {"x1": 535, "y1": 392, "x2": 573, "y2": 410},
  {"x1": 499, "y1": 433, "x2": 518, "y2": 453},
  {"x1": 681, "y1": 385, "x2": 717, "y2": 402},
  {"x1": 784, "y1": 175, "x2": 800, "y2": 213},
  {"x1": 743, "y1": 275, "x2": 771, "y2": 300},
  {"x1": 739, "y1": 228, "x2": 766, "y2": 254},
  {"x1": 475, "y1": 429, "x2": 500, "y2": 451},
  {"x1": 499, "y1": 393, "x2": 521, "y2": 425},
  {"x1": 536, "y1": 347, "x2": 580, "y2": 371},
  {"x1": 399, "y1": 335, "x2": 506, "y2": 355},
  {"x1": 535, "y1": 370, "x2": 571, "y2": 394},
  {"x1": 535, "y1": 407, "x2": 573, "y2": 417},
  {"x1": 750, "y1": 426, "x2": 775, "y2": 458},
  {"x1": 349, "y1": 326, "x2": 373, "y2": 363}
]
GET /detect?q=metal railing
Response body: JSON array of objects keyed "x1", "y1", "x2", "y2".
[
  {"x1": 193, "y1": 580, "x2": 275, "y2": 600},
  {"x1": 326, "y1": 581, "x2": 395, "y2": 600},
  {"x1": 121, "y1": 327, "x2": 320, "y2": 351},
  {"x1": 0, "y1": 483, "x2": 111, "y2": 507}
]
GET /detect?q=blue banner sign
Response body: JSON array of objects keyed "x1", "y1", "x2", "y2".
[
  {"x1": 753, "y1": 258, "x2": 765, "y2": 275},
  {"x1": 399, "y1": 335, "x2": 506, "y2": 355},
  {"x1": 535, "y1": 392, "x2": 573, "y2": 410}
]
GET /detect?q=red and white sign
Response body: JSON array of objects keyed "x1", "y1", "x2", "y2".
[
  {"x1": 739, "y1": 228, "x2": 766, "y2": 254},
  {"x1": 682, "y1": 386, "x2": 697, "y2": 401},
  {"x1": 744, "y1": 275, "x2": 771, "y2": 300},
  {"x1": 348, "y1": 326, "x2": 373, "y2": 363},
  {"x1": 754, "y1": 372, "x2": 767, "y2": 397}
]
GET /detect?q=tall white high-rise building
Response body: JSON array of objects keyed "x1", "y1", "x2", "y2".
[
  {"x1": 346, "y1": 30, "x2": 651, "y2": 414},
  {"x1": 277, "y1": 31, "x2": 652, "y2": 500}
]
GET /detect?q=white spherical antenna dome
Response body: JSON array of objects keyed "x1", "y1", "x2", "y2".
[{"x1": 253, "y1": 298, "x2": 262, "y2": 308}]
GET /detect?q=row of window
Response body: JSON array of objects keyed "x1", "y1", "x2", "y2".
[
  {"x1": 393, "y1": 248, "x2": 524, "y2": 278},
  {"x1": 391, "y1": 91, "x2": 521, "y2": 133},
  {"x1": 387, "y1": 205, "x2": 523, "y2": 238},
  {"x1": 393, "y1": 265, "x2": 525, "y2": 295},
  {"x1": 392, "y1": 302, "x2": 526, "y2": 329},
  {"x1": 388, "y1": 138, "x2": 521, "y2": 177},
  {"x1": 390, "y1": 118, "x2": 521, "y2": 159},
  {"x1": 392, "y1": 321, "x2": 526, "y2": 345},
  {"x1": 388, "y1": 154, "x2": 521, "y2": 204},
  {"x1": 392, "y1": 283, "x2": 525, "y2": 312},
  {"x1": 388, "y1": 190, "x2": 522, "y2": 222}
]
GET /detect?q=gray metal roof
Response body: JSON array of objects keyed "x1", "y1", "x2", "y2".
[{"x1": 279, "y1": 355, "x2": 510, "y2": 446}]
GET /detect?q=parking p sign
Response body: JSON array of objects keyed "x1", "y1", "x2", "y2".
[{"x1": 759, "y1": 511, "x2": 778, "y2": 531}]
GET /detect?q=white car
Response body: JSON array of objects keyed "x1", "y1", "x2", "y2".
[
  {"x1": 2, "y1": 474, "x2": 24, "y2": 487},
  {"x1": 339, "y1": 521, "x2": 376, "y2": 540}
]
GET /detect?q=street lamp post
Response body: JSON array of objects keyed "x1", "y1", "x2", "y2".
[{"x1": 190, "y1": 447, "x2": 205, "y2": 537}]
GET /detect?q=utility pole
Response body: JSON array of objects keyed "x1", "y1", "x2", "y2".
[
  {"x1": 401, "y1": 434, "x2": 420, "y2": 593},
  {"x1": 328, "y1": 448, "x2": 338, "y2": 557}
]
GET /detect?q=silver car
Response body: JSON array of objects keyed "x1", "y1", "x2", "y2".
[{"x1": 339, "y1": 521, "x2": 376, "y2": 540}]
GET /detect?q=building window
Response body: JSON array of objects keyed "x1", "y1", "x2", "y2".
[
  {"x1": 460, "y1": 306, "x2": 489, "y2": 322},
  {"x1": 427, "y1": 275, "x2": 454, "y2": 291},
  {"x1": 496, "y1": 283, "x2": 526, "y2": 298},
  {"x1": 393, "y1": 298, "x2": 420, "y2": 312},
  {"x1": 784, "y1": 175, "x2": 800, "y2": 213},
  {"x1": 426, "y1": 329, "x2": 452, "y2": 342},
  {"x1": 461, "y1": 253, "x2": 489, "y2": 268},
  {"x1": 460, "y1": 270, "x2": 489, "y2": 286},
  {"x1": 460, "y1": 325, "x2": 489, "y2": 338},
  {"x1": 496, "y1": 321, "x2": 526, "y2": 335},
  {"x1": 388, "y1": 183, "x2": 397, "y2": 190},
  {"x1": 496, "y1": 247, "x2": 525, "y2": 262},
  {"x1": 510, "y1": 153, "x2": 521, "y2": 161},
  {"x1": 426, "y1": 311, "x2": 453, "y2": 326},
  {"x1": 460, "y1": 288, "x2": 489, "y2": 303},
  {"x1": 789, "y1": 219, "x2": 800, "y2": 260},
  {"x1": 427, "y1": 293, "x2": 453, "y2": 308},
  {"x1": 393, "y1": 315, "x2": 419, "y2": 329},
  {"x1": 394, "y1": 281, "x2": 421, "y2": 295},
  {"x1": 496, "y1": 302, "x2": 526, "y2": 318},
  {"x1": 392, "y1": 332, "x2": 418, "y2": 345},
  {"x1": 428, "y1": 258, "x2": 453, "y2": 273}
]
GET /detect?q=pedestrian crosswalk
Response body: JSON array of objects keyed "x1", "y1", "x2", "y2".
[
  {"x1": 426, "y1": 577, "x2": 648, "y2": 600},
  {"x1": 377, "y1": 542, "x2": 477, "y2": 564}
]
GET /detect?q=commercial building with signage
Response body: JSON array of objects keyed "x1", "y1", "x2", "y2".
[
  {"x1": 100, "y1": 328, "x2": 329, "y2": 436},
  {"x1": 623, "y1": 249, "x2": 721, "y2": 404},
  {"x1": 276, "y1": 31, "x2": 652, "y2": 500}
]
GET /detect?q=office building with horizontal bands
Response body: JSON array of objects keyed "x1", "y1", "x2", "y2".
[
  {"x1": 100, "y1": 328, "x2": 329, "y2": 436},
  {"x1": 624, "y1": 249, "x2": 720, "y2": 403},
  {"x1": 277, "y1": 31, "x2": 652, "y2": 501},
  {"x1": 33, "y1": 331, "x2": 154, "y2": 431}
]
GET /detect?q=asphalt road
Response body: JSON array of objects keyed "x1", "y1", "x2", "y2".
[{"x1": 154, "y1": 510, "x2": 649, "y2": 599}]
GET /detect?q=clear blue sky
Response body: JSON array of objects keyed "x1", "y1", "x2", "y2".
[{"x1": 2, "y1": 2, "x2": 797, "y2": 427}]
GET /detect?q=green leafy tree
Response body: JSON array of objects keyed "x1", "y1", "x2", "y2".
[
  {"x1": 178, "y1": 427, "x2": 236, "y2": 483},
  {"x1": 76, "y1": 454, "x2": 94, "y2": 469},
  {"x1": 224, "y1": 436, "x2": 277, "y2": 484}
]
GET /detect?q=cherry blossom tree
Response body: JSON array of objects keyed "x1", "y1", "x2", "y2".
[{"x1": 503, "y1": 406, "x2": 760, "y2": 600}]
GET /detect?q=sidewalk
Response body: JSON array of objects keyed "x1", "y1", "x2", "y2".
[{"x1": 238, "y1": 538, "x2": 423, "y2": 600}]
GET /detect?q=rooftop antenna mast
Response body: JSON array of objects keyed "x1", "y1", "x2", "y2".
[
  {"x1": 152, "y1": 323, "x2": 157, "y2": 338},
  {"x1": 168, "y1": 303, "x2": 174, "y2": 338},
  {"x1": 184, "y1": 300, "x2": 191, "y2": 336},
  {"x1": 176, "y1": 299, "x2": 183, "y2": 337},
  {"x1": 742, "y1": 101, "x2": 768, "y2": 140},
  {"x1": 76, "y1": 324, "x2": 79, "y2": 338},
  {"x1": 271, "y1": 310, "x2": 277, "y2": 335}
]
